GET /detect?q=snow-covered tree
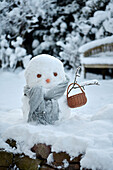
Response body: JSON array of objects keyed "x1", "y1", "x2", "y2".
[{"x1": 0, "y1": 0, "x2": 113, "y2": 70}]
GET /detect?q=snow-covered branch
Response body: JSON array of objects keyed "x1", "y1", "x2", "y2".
[
  {"x1": 80, "y1": 79, "x2": 100, "y2": 87},
  {"x1": 68, "y1": 79, "x2": 100, "y2": 94}
]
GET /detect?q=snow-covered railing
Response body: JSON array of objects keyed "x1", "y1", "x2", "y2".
[
  {"x1": 84, "y1": 43, "x2": 113, "y2": 57},
  {"x1": 79, "y1": 36, "x2": 113, "y2": 57},
  {"x1": 78, "y1": 36, "x2": 113, "y2": 79}
]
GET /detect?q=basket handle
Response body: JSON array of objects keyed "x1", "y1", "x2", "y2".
[{"x1": 67, "y1": 83, "x2": 85, "y2": 98}]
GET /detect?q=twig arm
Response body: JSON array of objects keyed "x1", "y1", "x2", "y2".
[
  {"x1": 73, "y1": 66, "x2": 81, "y2": 85},
  {"x1": 68, "y1": 66, "x2": 100, "y2": 94},
  {"x1": 73, "y1": 79, "x2": 100, "y2": 90},
  {"x1": 68, "y1": 79, "x2": 100, "y2": 94}
]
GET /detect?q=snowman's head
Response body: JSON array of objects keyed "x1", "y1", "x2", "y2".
[{"x1": 25, "y1": 54, "x2": 66, "y2": 89}]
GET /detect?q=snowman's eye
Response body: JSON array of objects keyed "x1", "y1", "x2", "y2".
[
  {"x1": 37, "y1": 74, "x2": 42, "y2": 78},
  {"x1": 53, "y1": 72, "x2": 58, "y2": 77}
]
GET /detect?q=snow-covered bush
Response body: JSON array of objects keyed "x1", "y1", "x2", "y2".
[
  {"x1": 0, "y1": 35, "x2": 31, "y2": 69},
  {"x1": 57, "y1": 33, "x2": 81, "y2": 69},
  {"x1": 0, "y1": 0, "x2": 113, "y2": 70}
]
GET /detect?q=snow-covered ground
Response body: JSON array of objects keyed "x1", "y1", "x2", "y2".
[{"x1": 0, "y1": 69, "x2": 113, "y2": 170}]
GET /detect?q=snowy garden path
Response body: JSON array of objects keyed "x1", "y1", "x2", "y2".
[{"x1": 0, "y1": 70, "x2": 113, "y2": 170}]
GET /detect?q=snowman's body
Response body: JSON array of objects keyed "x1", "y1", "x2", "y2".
[{"x1": 22, "y1": 54, "x2": 70, "y2": 123}]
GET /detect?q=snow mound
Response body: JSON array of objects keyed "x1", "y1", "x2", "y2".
[
  {"x1": 91, "y1": 104, "x2": 113, "y2": 121},
  {"x1": 0, "y1": 71, "x2": 113, "y2": 170},
  {"x1": 81, "y1": 148, "x2": 113, "y2": 170},
  {"x1": 1, "y1": 107, "x2": 113, "y2": 170}
]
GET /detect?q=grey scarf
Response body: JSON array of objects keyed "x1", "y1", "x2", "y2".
[{"x1": 24, "y1": 77, "x2": 69, "y2": 125}]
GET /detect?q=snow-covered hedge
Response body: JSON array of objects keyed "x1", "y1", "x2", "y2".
[{"x1": 0, "y1": 0, "x2": 113, "y2": 70}]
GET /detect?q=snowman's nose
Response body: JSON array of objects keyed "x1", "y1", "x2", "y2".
[{"x1": 46, "y1": 79, "x2": 51, "y2": 83}]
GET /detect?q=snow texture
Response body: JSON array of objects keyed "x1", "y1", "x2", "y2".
[{"x1": 0, "y1": 69, "x2": 113, "y2": 170}]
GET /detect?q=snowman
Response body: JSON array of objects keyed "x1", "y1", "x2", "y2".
[{"x1": 22, "y1": 54, "x2": 70, "y2": 125}]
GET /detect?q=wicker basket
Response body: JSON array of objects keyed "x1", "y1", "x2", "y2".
[{"x1": 67, "y1": 83, "x2": 87, "y2": 108}]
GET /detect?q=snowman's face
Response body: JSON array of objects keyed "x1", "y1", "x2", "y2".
[{"x1": 25, "y1": 54, "x2": 66, "y2": 89}]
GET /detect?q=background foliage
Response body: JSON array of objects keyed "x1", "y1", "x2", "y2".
[{"x1": 0, "y1": 0, "x2": 113, "y2": 70}]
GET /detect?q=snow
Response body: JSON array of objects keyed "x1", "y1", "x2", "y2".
[
  {"x1": 81, "y1": 52, "x2": 113, "y2": 65},
  {"x1": 90, "y1": 11, "x2": 108, "y2": 26},
  {"x1": 32, "y1": 39, "x2": 39, "y2": 49},
  {"x1": 0, "y1": 71, "x2": 25, "y2": 111},
  {"x1": 11, "y1": 37, "x2": 23, "y2": 47},
  {"x1": 60, "y1": 22, "x2": 67, "y2": 32},
  {"x1": 5, "y1": 48, "x2": 13, "y2": 56},
  {"x1": 15, "y1": 47, "x2": 26, "y2": 58},
  {"x1": 24, "y1": 54, "x2": 66, "y2": 88},
  {"x1": 103, "y1": 19, "x2": 113, "y2": 34},
  {"x1": 79, "y1": 23, "x2": 91, "y2": 35},
  {"x1": 79, "y1": 35, "x2": 113, "y2": 53},
  {"x1": 0, "y1": 69, "x2": 113, "y2": 170},
  {"x1": 23, "y1": 55, "x2": 32, "y2": 68}
]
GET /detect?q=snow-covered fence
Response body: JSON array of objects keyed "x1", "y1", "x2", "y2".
[{"x1": 79, "y1": 36, "x2": 113, "y2": 79}]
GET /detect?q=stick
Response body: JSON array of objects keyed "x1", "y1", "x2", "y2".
[
  {"x1": 68, "y1": 79, "x2": 100, "y2": 94},
  {"x1": 73, "y1": 66, "x2": 81, "y2": 84},
  {"x1": 74, "y1": 79, "x2": 100, "y2": 89},
  {"x1": 68, "y1": 66, "x2": 81, "y2": 94},
  {"x1": 68, "y1": 66, "x2": 100, "y2": 94}
]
